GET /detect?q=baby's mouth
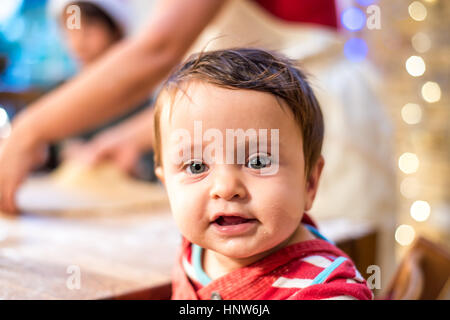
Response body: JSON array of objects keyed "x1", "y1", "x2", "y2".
[
  {"x1": 213, "y1": 216, "x2": 256, "y2": 226},
  {"x1": 210, "y1": 213, "x2": 258, "y2": 235}
]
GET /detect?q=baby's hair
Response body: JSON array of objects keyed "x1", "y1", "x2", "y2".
[{"x1": 153, "y1": 48, "x2": 324, "y2": 177}]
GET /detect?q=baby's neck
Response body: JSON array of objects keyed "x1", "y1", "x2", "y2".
[{"x1": 203, "y1": 223, "x2": 315, "y2": 280}]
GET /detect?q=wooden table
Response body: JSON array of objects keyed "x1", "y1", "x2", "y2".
[
  {"x1": 0, "y1": 209, "x2": 179, "y2": 299},
  {"x1": 0, "y1": 208, "x2": 377, "y2": 299}
]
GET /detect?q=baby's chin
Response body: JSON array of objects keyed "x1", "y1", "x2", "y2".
[
  {"x1": 204, "y1": 238, "x2": 285, "y2": 261},
  {"x1": 212, "y1": 247, "x2": 262, "y2": 260}
]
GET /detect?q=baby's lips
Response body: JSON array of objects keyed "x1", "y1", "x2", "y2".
[
  {"x1": 210, "y1": 212, "x2": 255, "y2": 224},
  {"x1": 215, "y1": 216, "x2": 253, "y2": 226}
]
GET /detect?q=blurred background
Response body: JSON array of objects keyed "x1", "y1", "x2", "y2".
[{"x1": 0, "y1": 0, "x2": 448, "y2": 299}]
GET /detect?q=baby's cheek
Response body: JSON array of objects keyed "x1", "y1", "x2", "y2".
[
  {"x1": 256, "y1": 177, "x2": 304, "y2": 210},
  {"x1": 253, "y1": 180, "x2": 304, "y2": 233},
  {"x1": 166, "y1": 182, "x2": 205, "y2": 235}
]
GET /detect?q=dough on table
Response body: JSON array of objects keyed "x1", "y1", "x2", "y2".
[{"x1": 16, "y1": 161, "x2": 169, "y2": 216}]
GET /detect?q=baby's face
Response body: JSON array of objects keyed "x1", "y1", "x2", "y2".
[{"x1": 156, "y1": 81, "x2": 321, "y2": 259}]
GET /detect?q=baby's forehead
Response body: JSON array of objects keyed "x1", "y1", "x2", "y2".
[
  {"x1": 157, "y1": 82, "x2": 303, "y2": 149},
  {"x1": 159, "y1": 86, "x2": 302, "y2": 145},
  {"x1": 159, "y1": 80, "x2": 290, "y2": 124}
]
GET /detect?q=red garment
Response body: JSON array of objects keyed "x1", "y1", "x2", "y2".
[
  {"x1": 171, "y1": 214, "x2": 373, "y2": 300},
  {"x1": 253, "y1": 0, "x2": 338, "y2": 29}
]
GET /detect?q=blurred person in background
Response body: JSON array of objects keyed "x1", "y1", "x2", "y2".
[
  {"x1": 57, "y1": 0, "x2": 125, "y2": 66},
  {"x1": 47, "y1": 0, "x2": 155, "y2": 179}
]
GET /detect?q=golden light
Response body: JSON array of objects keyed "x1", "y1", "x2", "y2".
[
  {"x1": 423, "y1": 0, "x2": 437, "y2": 4},
  {"x1": 408, "y1": 1, "x2": 427, "y2": 21},
  {"x1": 395, "y1": 224, "x2": 416, "y2": 246},
  {"x1": 421, "y1": 81, "x2": 441, "y2": 103},
  {"x1": 411, "y1": 32, "x2": 431, "y2": 53},
  {"x1": 399, "y1": 152, "x2": 419, "y2": 174},
  {"x1": 400, "y1": 177, "x2": 420, "y2": 198},
  {"x1": 410, "y1": 200, "x2": 431, "y2": 222},
  {"x1": 401, "y1": 103, "x2": 422, "y2": 124},
  {"x1": 406, "y1": 56, "x2": 426, "y2": 77}
]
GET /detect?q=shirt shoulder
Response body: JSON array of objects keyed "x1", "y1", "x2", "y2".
[{"x1": 265, "y1": 253, "x2": 373, "y2": 300}]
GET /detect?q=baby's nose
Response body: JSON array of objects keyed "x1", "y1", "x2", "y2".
[{"x1": 209, "y1": 166, "x2": 247, "y2": 201}]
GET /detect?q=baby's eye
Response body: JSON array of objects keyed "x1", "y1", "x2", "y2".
[
  {"x1": 246, "y1": 154, "x2": 271, "y2": 170},
  {"x1": 185, "y1": 161, "x2": 208, "y2": 175}
]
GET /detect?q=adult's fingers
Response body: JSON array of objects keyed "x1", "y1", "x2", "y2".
[
  {"x1": 0, "y1": 143, "x2": 17, "y2": 213},
  {"x1": 0, "y1": 142, "x2": 45, "y2": 214},
  {"x1": 82, "y1": 143, "x2": 112, "y2": 166},
  {"x1": 116, "y1": 146, "x2": 139, "y2": 173},
  {"x1": 0, "y1": 173, "x2": 21, "y2": 214}
]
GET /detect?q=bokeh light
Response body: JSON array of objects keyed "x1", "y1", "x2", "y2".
[
  {"x1": 0, "y1": 0, "x2": 23, "y2": 24},
  {"x1": 405, "y1": 55, "x2": 426, "y2": 77},
  {"x1": 0, "y1": 123, "x2": 11, "y2": 139},
  {"x1": 410, "y1": 200, "x2": 431, "y2": 222},
  {"x1": 344, "y1": 38, "x2": 368, "y2": 61},
  {"x1": 0, "y1": 107, "x2": 9, "y2": 127},
  {"x1": 341, "y1": 7, "x2": 366, "y2": 31},
  {"x1": 399, "y1": 152, "x2": 419, "y2": 174},
  {"x1": 401, "y1": 103, "x2": 422, "y2": 124},
  {"x1": 421, "y1": 81, "x2": 441, "y2": 103},
  {"x1": 395, "y1": 224, "x2": 416, "y2": 246},
  {"x1": 408, "y1": 1, "x2": 427, "y2": 21},
  {"x1": 0, "y1": 107, "x2": 12, "y2": 139},
  {"x1": 411, "y1": 32, "x2": 431, "y2": 53}
]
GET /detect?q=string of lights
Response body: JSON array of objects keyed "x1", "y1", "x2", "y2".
[
  {"x1": 339, "y1": 0, "x2": 447, "y2": 252},
  {"x1": 391, "y1": 0, "x2": 446, "y2": 249}
]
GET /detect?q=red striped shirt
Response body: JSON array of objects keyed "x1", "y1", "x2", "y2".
[{"x1": 171, "y1": 214, "x2": 373, "y2": 300}]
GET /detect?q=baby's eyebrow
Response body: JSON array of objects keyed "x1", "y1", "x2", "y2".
[
  {"x1": 171, "y1": 132, "x2": 283, "y2": 148},
  {"x1": 235, "y1": 133, "x2": 282, "y2": 149},
  {"x1": 170, "y1": 143, "x2": 204, "y2": 156},
  {"x1": 234, "y1": 139, "x2": 271, "y2": 150}
]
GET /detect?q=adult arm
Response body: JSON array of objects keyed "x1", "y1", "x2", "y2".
[{"x1": 0, "y1": 0, "x2": 227, "y2": 213}]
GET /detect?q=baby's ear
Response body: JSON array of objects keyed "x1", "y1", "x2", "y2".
[
  {"x1": 308, "y1": 156, "x2": 324, "y2": 190},
  {"x1": 155, "y1": 166, "x2": 165, "y2": 185},
  {"x1": 305, "y1": 156, "x2": 325, "y2": 211}
]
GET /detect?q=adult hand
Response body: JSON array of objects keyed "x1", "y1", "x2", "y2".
[
  {"x1": 0, "y1": 129, "x2": 48, "y2": 214},
  {"x1": 73, "y1": 126, "x2": 143, "y2": 174},
  {"x1": 72, "y1": 107, "x2": 155, "y2": 173}
]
